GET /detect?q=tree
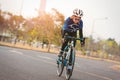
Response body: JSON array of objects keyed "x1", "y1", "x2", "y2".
[
  {"x1": 0, "y1": 11, "x2": 12, "y2": 33},
  {"x1": 50, "y1": 8, "x2": 65, "y2": 46}
]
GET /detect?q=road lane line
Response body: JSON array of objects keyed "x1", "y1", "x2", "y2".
[
  {"x1": 84, "y1": 71, "x2": 112, "y2": 80},
  {"x1": 8, "y1": 50, "x2": 113, "y2": 80},
  {"x1": 24, "y1": 54, "x2": 56, "y2": 66},
  {"x1": 31, "y1": 55, "x2": 113, "y2": 80},
  {"x1": 9, "y1": 50, "x2": 23, "y2": 55},
  {"x1": 38, "y1": 55, "x2": 54, "y2": 60},
  {"x1": 9, "y1": 49, "x2": 56, "y2": 66},
  {"x1": 75, "y1": 63, "x2": 112, "y2": 80}
]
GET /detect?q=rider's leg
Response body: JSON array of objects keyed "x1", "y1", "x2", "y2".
[
  {"x1": 58, "y1": 39, "x2": 69, "y2": 57},
  {"x1": 73, "y1": 40, "x2": 76, "y2": 47},
  {"x1": 69, "y1": 40, "x2": 76, "y2": 64}
]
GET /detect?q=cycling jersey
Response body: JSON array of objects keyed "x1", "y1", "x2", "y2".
[
  {"x1": 61, "y1": 17, "x2": 83, "y2": 38},
  {"x1": 63, "y1": 17, "x2": 83, "y2": 30}
]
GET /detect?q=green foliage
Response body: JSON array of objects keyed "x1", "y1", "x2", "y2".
[{"x1": 0, "y1": 9, "x2": 120, "y2": 58}]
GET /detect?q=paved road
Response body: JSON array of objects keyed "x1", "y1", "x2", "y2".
[{"x1": 0, "y1": 46, "x2": 120, "y2": 80}]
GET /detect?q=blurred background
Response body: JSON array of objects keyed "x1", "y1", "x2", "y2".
[{"x1": 0, "y1": 0, "x2": 120, "y2": 61}]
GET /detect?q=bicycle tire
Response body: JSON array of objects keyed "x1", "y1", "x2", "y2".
[
  {"x1": 65, "y1": 48, "x2": 75, "y2": 80},
  {"x1": 57, "y1": 56, "x2": 64, "y2": 77}
]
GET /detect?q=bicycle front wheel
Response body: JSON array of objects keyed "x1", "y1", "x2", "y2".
[
  {"x1": 57, "y1": 56, "x2": 64, "y2": 77},
  {"x1": 65, "y1": 48, "x2": 75, "y2": 80}
]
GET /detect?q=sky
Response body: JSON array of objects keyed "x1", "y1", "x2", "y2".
[{"x1": 0, "y1": 0, "x2": 120, "y2": 44}]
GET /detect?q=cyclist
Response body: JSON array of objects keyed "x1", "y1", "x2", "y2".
[{"x1": 58, "y1": 8, "x2": 85, "y2": 57}]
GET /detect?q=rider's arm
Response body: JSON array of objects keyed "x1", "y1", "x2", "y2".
[
  {"x1": 79, "y1": 20, "x2": 85, "y2": 46},
  {"x1": 62, "y1": 17, "x2": 71, "y2": 38},
  {"x1": 79, "y1": 20, "x2": 83, "y2": 38},
  {"x1": 79, "y1": 28, "x2": 83, "y2": 38}
]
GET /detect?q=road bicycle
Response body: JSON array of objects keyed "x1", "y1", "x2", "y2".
[{"x1": 57, "y1": 36, "x2": 85, "y2": 80}]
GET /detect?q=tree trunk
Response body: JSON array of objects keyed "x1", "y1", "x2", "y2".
[{"x1": 47, "y1": 43, "x2": 51, "y2": 52}]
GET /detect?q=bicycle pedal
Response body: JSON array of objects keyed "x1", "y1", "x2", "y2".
[{"x1": 67, "y1": 65, "x2": 72, "y2": 70}]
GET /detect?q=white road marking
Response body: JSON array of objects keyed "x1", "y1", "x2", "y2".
[
  {"x1": 8, "y1": 49, "x2": 112, "y2": 80},
  {"x1": 23, "y1": 54, "x2": 56, "y2": 66},
  {"x1": 75, "y1": 62, "x2": 112, "y2": 80},
  {"x1": 84, "y1": 71, "x2": 112, "y2": 80},
  {"x1": 37, "y1": 56, "x2": 113, "y2": 80},
  {"x1": 38, "y1": 55, "x2": 54, "y2": 60},
  {"x1": 9, "y1": 49, "x2": 23, "y2": 55}
]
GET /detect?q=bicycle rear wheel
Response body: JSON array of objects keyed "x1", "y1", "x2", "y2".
[
  {"x1": 57, "y1": 56, "x2": 64, "y2": 77},
  {"x1": 65, "y1": 48, "x2": 75, "y2": 80}
]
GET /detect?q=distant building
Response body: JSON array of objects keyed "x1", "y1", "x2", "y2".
[{"x1": 39, "y1": 0, "x2": 46, "y2": 15}]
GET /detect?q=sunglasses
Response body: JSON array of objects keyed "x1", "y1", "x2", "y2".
[{"x1": 74, "y1": 18, "x2": 80, "y2": 21}]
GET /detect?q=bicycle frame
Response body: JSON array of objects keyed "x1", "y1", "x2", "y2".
[
  {"x1": 65, "y1": 36, "x2": 82, "y2": 80},
  {"x1": 63, "y1": 39, "x2": 75, "y2": 66},
  {"x1": 64, "y1": 36, "x2": 82, "y2": 63},
  {"x1": 57, "y1": 36, "x2": 84, "y2": 80}
]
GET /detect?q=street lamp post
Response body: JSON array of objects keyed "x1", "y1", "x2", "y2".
[
  {"x1": 20, "y1": 0, "x2": 24, "y2": 15},
  {"x1": 88, "y1": 17, "x2": 108, "y2": 56}
]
